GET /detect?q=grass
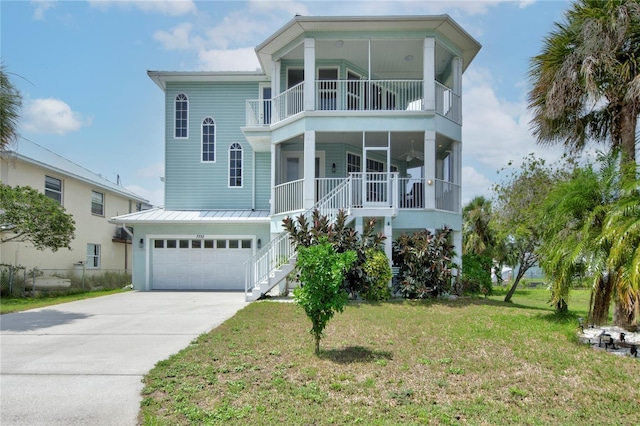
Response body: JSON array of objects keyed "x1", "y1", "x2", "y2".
[
  {"x1": 139, "y1": 288, "x2": 640, "y2": 425},
  {"x1": 0, "y1": 288, "x2": 129, "y2": 314}
]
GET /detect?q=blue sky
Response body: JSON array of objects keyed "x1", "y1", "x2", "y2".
[{"x1": 2, "y1": 0, "x2": 571, "y2": 207}]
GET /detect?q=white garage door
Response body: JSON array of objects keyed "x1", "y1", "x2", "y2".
[{"x1": 152, "y1": 238, "x2": 253, "y2": 290}]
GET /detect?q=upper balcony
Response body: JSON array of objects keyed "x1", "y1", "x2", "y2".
[{"x1": 246, "y1": 80, "x2": 460, "y2": 127}]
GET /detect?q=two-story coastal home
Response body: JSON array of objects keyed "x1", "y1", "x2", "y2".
[
  {"x1": 111, "y1": 15, "x2": 481, "y2": 300},
  {"x1": 1, "y1": 140, "x2": 150, "y2": 275}
]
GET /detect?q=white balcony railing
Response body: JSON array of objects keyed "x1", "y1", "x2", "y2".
[
  {"x1": 435, "y1": 81, "x2": 461, "y2": 124},
  {"x1": 273, "y1": 179, "x2": 303, "y2": 214},
  {"x1": 315, "y1": 79, "x2": 423, "y2": 112},
  {"x1": 315, "y1": 178, "x2": 344, "y2": 201},
  {"x1": 246, "y1": 80, "x2": 468, "y2": 126},
  {"x1": 435, "y1": 179, "x2": 460, "y2": 212},
  {"x1": 398, "y1": 178, "x2": 425, "y2": 209}
]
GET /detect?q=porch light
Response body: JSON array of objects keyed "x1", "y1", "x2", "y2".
[
  {"x1": 405, "y1": 55, "x2": 414, "y2": 61},
  {"x1": 258, "y1": 239, "x2": 262, "y2": 249},
  {"x1": 332, "y1": 163, "x2": 336, "y2": 173},
  {"x1": 427, "y1": 179, "x2": 433, "y2": 185},
  {"x1": 335, "y1": 40, "x2": 344, "y2": 48}
]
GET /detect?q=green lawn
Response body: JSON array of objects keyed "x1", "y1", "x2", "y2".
[
  {"x1": 139, "y1": 289, "x2": 639, "y2": 425},
  {"x1": 0, "y1": 288, "x2": 128, "y2": 314}
]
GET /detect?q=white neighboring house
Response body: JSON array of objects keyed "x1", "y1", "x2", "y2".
[{"x1": 0, "y1": 140, "x2": 150, "y2": 275}]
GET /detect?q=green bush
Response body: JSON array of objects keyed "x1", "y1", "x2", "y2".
[
  {"x1": 392, "y1": 227, "x2": 456, "y2": 298},
  {"x1": 461, "y1": 254, "x2": 493, "y2": 296},
  {"x1": 360, "y1": 249, "x2": 392, "y2": 302},
  {"x1": 293, "y1": 239, "x2": 356, "y2": 354}
]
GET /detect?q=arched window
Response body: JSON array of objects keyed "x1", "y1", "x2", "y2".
[
  {"x1": 202, "y1": 117, "x2": 215, "y2": 162},
  {"x1": 175, "y1": 94, "x2": 188, "y2": 138},
  {"x1": 229, "y1": 142, "x2": 242, "y2": 187}
]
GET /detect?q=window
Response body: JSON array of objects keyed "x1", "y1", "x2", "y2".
[
  {"x1": 45, "y1": 176, "x2": 62, "y2": 204},
  {"x1": 229, "y1": 142, "x2": 242, "y2": 187},
  {"x1": 87, "y1": 244, "x2": 101, "y2": 269},
  {"x1": 347, "y1": 153, "x2": 361, "y2": 174},
  {"x1": 367, "y1": 158, "x2": 385, "y2": 172},
  {"x1": 202, "y1": 117, "x2": 215, "y2": 162},
  {"x1": 91, "y1": 191, "x2": 104, "y2": 216},
  {"x1": 175, "y1": 93, "x2": 188, "y2": 138}
]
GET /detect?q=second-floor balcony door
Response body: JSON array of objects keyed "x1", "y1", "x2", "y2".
[
  {"x1": 318, "y1": 68, "x2": 338, "y2": 110},
  {"x1": 260, "y1": 83, "x2": 271, "y2": 125},
  {"x1": 364, "y1": 149, "x2": 389, "y2": 207}
]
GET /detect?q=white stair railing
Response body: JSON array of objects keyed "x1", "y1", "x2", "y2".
[{"x1": 244, "y1": 176, "x2": 353, "y2": 300}]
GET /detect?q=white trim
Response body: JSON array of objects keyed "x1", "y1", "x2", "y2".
[
  {"x1": 228, "y1": 142, "x2": 243, "y2": 188},
  {"x1": 145, "y1": 233, "x2": 257, "y2": 291},
  {"x1": 201, "y1": 116, "x2": 216, "y2": 163},
  {"x1": 174, "y1": 93, "x2": 189, "y2": 139}
]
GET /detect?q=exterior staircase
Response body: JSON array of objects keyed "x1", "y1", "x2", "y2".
[{"x1": 244, "y1": 177, "x2": 354, "y2": 301}]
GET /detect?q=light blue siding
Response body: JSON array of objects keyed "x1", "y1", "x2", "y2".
[{"x1": 164, "y1": 82, "x2": 261, "y2": 210}]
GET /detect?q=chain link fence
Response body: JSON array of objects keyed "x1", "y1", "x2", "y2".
[{"x1": 1, "y1": 264, "x2": 132, "y2": 298}]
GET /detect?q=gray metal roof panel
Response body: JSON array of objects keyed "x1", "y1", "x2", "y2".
[
  {"x1": 110, "y1": 208, "x2": 271, "y2": 224},
  {"x1": 10, "y1": 140, "x2": 149, "y2": 203}
]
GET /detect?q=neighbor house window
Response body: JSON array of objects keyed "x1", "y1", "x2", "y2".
[
  {"x1": 175, "y1": 93, "x2": 188, "y2": 138},
  {"x1": 87, "y1": 244, "x2": 101, "y2": 268},
  {"x1": 347, "y1": 153, "x2": 361, "y2": 173},
  {"x1": 91, "y1": 191, "x2": 104, "y2": 216},
  {"x1": 45, "y1": 176, "x2": 62, "y2": 204},
  {"x1": 202, "y1": 117, "x2": 215, "y2": 162},
  {"x1": 229, "y1": 142, "x2": 242, "y2": 187}
]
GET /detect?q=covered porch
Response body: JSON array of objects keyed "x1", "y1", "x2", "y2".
[{"x1": 270, "y1": 130, "x2": 461, "y2": 217}]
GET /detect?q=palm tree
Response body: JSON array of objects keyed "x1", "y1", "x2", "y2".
[
  {"x1": 462, "y1": 196, "x2": 494, "y2": 256},
  {"x1": 601, "y1": 162, "x2": 640, "y2": 329},
  {"x1": 528, "y1": 0, "x2": 640, "y2": 165},
  {"x1": 538, "y1": 156, "x2": 618, "y2": 319},
  {"x1": 0, "y1": 64, "x2": 22, "y2": 155}
]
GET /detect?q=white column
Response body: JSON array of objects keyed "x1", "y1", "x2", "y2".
[
  {"x1": 453, "y1": 56, "x2": 462, "y2": 95},
  {"x1": 423, "y1": 37, "x2": 435, "y2": 111},
  {"x1": 424, "y1": 131, "x2": 436, "y2": 209},
  {"x1": 270, "y1": 143, "x2": 276, "y2": 215},
  {"x1": 304, "y1": 38, "x2": 315, "y2": 111},
  {"x1": 303, "y1": 130, "x2": 316, "y2": 209},
  {"x1": 354, "y1": 217, "x2": 363, "y2": 235},
  {"x1": 384, "y1": 217, "x2": 393, "y2": 265}
]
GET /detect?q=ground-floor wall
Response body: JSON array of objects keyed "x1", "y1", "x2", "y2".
[{"x1": 129, "y1": 222, "x2": 271, "y2": 291}]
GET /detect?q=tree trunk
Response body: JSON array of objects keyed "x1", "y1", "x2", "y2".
[
  {"x1": 589, "y1": 275, "x2": 613, "y2": 325},
  {"x1": 504, "y1": 267, "x2": 527, "y2": 303},
  {"x1": 613, "y1": 294, "x2": 639, "y2": 332},
  {"x1": 619, "y1": 103, "x2": 637, "y2": 164},
  {"x1": 314, "y1": 336, "x2": 320, "y2": 355},
  {"x1": 555, "y1": 298, "x2": 568, "y2": 313}
]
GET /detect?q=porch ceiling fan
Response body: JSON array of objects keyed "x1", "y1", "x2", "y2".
[{"x1": 401, "y1": 140, "x2": 424, "y2": 162}]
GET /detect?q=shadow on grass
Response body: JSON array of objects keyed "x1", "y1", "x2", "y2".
[{"x1": 319, "y1": 345, "x2": 393, "y2": 364}]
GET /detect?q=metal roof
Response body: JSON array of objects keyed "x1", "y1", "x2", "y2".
[
  {"x1": 110, "y1": 208, "x2": 271, "y2": 224},
  {"x1": 8, "y1": 140, "x2": 149, "y2": 203}
]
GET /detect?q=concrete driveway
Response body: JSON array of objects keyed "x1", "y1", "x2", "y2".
[{"x1": 0, "y1": 291, "x2": 248, "y2": 426}]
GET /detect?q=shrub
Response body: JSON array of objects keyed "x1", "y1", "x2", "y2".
[
  {"x1": 361, "y1": 249, "x2": 392, "y2": 302},
  {"x1": 392, "y1": 227, "x2": 456, "y2": 298},
  {"x1": 283, "y1": 209, "x2": 385, "y2": 298},
  {"x1": 461, "y1": 254, "x2": 493, "y2": 296}
]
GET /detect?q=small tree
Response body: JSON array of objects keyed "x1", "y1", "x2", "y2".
[
  {"x1": 492, "y1": 154, "x2": 569, "y2": 303},
  {"x1": 293, "y1": 239, "x2": 356, "y2": 354},
  {"x1": 361, "y1": 249, "x2": 392, "y2": 302},
  {"x1": 0, "y1": 184, "x2": 76, "y2": 251}
]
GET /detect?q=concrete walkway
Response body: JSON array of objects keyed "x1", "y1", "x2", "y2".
[{"x1": 0, "y1": 291, "x2": 248, "y2": 426}]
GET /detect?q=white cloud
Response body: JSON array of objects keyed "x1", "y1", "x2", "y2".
[
  {"x1": 154, "y1": 23, "x2": 202, "y2": 50},
  {"x1": 88, "y1": 0, "x2": 196, "y2": 16},
  {"x1": 32, "y1": 0, "x2": 55, "y2": 20},
  {"x1": 198, "y1": 48, "x2": 261, "y2": 72},
  {"x1": 22, "y1": 98, "x2": 91, "y2": 135},
  {"x1": 136, "y1": 162, "x2": 165, "y2": 180},
  {"x1": 461, "y1": 166, "x2": 494, "y2": 205}
]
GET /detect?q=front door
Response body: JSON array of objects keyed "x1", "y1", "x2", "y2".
[{"x1": 363, "y1": 150, "x2": 389, "y2": 207}]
